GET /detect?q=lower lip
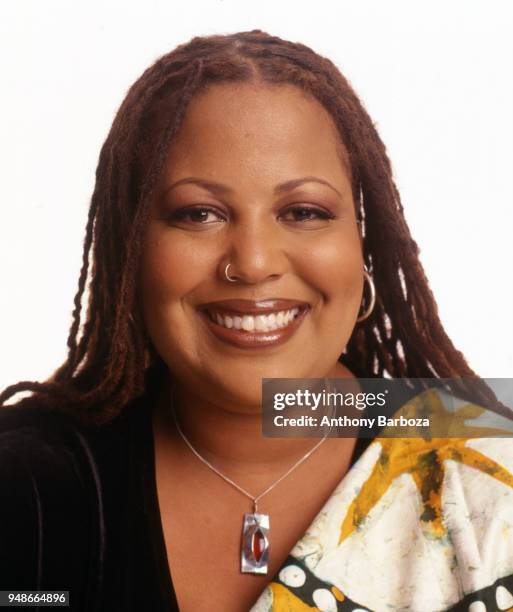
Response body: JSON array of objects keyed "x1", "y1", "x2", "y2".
[{"x1": 199, "y1": 307, "x2": 310, "y2": 349}]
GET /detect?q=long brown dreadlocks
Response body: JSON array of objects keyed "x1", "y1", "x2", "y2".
[{"x1": 0, "y1": 30, "x2": 496, "y2": 427}]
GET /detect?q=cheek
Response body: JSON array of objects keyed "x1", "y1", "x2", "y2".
[
  {"x1": 139, "y1": 228, "x2": 212, "y2": 309},
  {"x1": 137, "y1": 227, "x2": 221, "y2": 373},
  {"x1": 137, "y1": 228, "x2": 218, "y2": 365},
  {"x1": 300, "y1": 230, "x2": 363, "y2": 306}
]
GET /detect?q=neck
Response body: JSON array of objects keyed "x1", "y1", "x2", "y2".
[{"x1": 153, "y1": 361, "x2": 360, "y2": 481}]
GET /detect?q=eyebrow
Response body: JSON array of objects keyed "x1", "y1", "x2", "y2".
[{"x1": 163, "y1": 176, "x2": 342, "y2": 198}]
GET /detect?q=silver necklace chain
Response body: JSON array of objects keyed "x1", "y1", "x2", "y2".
[{"x1": 171, "y1": 397, "x2": 334, "y2": 514}]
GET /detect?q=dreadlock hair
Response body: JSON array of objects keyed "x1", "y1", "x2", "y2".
[{"x1": 0, "y1": 29, "x2": 498, "y2": 427}]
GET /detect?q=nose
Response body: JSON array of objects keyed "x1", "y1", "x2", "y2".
[{"x1": 220, "y1": 218, "x2": 287, "y2": 285}]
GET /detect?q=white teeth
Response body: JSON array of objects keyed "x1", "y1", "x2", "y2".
[
  {"x1": 255, "y1": 315, "x2": 267, "y2": 331},
  {"x1": 210, "y1": 307, "x2": 304, "y2": 332},
  {"x1": 267, "y1": 313, "x2": 277, "y2": 330},
  {"x1": 241, "y1": 315, "x2": 255, "y2": 331}
]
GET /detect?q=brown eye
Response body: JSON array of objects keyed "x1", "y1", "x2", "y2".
[
  {"x1": 280, "y1": 205, "x2": 335, "y2": 224},
  {"x1": 167, "y1": 206, "x2": 226, "y2": 226},
  {"x1": 187, "y1": 209, "x2": 215, "y2": 223}
]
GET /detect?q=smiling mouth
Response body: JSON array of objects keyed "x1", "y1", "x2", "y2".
[
  {"x1": 198, "y1": 302, "x2": 310, "y2": 348},
  {"x1": 206, "y1": 306, "x2": 304, "y2": 332}
]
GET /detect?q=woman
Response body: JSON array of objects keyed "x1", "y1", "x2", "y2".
[{"x1": 1, "y1": 30, "x2": 512, "y2": 612}]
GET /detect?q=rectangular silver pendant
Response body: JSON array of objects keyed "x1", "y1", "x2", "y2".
[{"x1": 241, "y1": 512, "x2": 270, "y2": 574}]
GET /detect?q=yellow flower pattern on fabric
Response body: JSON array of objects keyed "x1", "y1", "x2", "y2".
[
  {"x1": 339, "y1": 436, "x2": 513, "y2": 543},
  {"x1": 339, "y1": 389, "x2": 513, "y2": 543}
]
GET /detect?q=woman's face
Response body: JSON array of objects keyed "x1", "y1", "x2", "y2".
[{"x1": 139, "y1": 82, "x2": 364, "y2": 409}]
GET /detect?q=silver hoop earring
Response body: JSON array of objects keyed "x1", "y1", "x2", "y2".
[
  {"x1": 224, "y1": 263, "x2": 237, "y2": 283},
  {"x1": 356, "y1": 266, "x2": 376, "y2": 322}
]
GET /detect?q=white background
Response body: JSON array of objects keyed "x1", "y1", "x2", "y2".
[{"x1": 1, "y1": 0, "x2": 512, "y2": 399}]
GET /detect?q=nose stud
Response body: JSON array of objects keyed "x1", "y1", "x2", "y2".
[{"x1": 224, "y1": 263, "x2": 238, "y2": 283}]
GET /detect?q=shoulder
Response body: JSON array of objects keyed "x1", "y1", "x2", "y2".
[
  {"x1": 331, "y1": 409, "x2": 513, "y2": 609},
  {"x1": 371, "y1": 387, "x2": 513, "y2": 607},
  {"x1": 374, "y1": 386, "x2": 513, "y2": 525},
  {"x1": 0, "y1": 402, "x2": 118, "y2": 590},
  {"x1": 0, "y1": 398, "x2": 142, "y2": 457},
  {"x1": 0, "y1": 399, "x2": 142, "y2": 500},
  {"x1": 0, "y1": 402, "x2": 86, "y2": 476},
  {"x1": 0, "y1": 403, "x2": 102, "y2": 486}
]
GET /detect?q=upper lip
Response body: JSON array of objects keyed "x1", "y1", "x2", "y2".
[{"x1": 198, "y1": 298, "x2": 310, "y2": 316}]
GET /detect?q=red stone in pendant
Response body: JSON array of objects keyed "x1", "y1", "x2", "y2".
[
  {"x1": 241, "y1": 512, "x2": 270, "y2": 574},
  {"x1": 252, "y1": 528, "x2": 266, "y2": 562}
]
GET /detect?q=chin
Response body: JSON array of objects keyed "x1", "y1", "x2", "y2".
[{"x1": 209, "y1": 359, "x2": 333, "y2": 403}]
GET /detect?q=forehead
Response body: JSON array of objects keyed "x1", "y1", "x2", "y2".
[{"x1": 162, "y1": 81, "x2": 350, "y2": 188}]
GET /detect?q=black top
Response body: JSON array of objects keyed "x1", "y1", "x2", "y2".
[
  {"x1": 0, "y1": 390, "x2": 374, "y2": 612},
  {"x1": 0, "y1": 393, "x2": 179, "y2": 611}
]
